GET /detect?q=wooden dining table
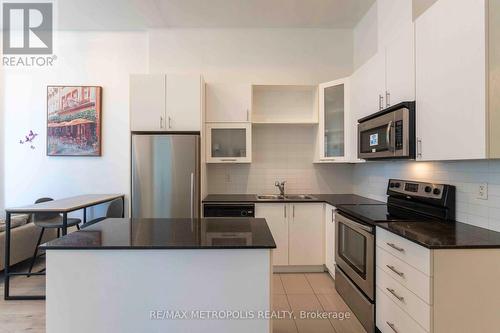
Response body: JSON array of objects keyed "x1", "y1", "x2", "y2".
[{"x1": 4, "y1": 194, "x2": 125, "y2": 300}]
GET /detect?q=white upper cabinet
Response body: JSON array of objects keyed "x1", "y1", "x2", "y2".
[
  {"x1": 415, "y1": 0, "x2": 489, "y2": 160},
  {"x1": 379, "y1": 0, "x2": 415, "y2": 109},
  {"x1": 351, "y1": 0, "x2": 414, "y2": 120},
  {"x1": 377, "y1": 0, "x2": 413, "y2": 49},
  {"x1": 318, "y1": 78, "x2": 352, "y2": 162},
  {"x1": 206, "y1": 122, "x2": 252, "y2": 163},
  {"x1": 251, "y1": 85, "x2": 318, "y2": 124},
  {"x1": 385, "y1": 24, "x2": 415, "y2": 108},
  {"x1": 166, "y1": 74, "x2": 202, "y2": 131},
  {"x1": 351, "y1": 52, "x2": 386, "y2": 120},
  {"x1": 206, "y1": 83, "x2": 251, "y2": 122},
  {"x1": 130, "y1": 74, "x2": 166, "y2": 131},
  {"x1": 130, "y1": 74, "x2": 202, "y2": 132}
]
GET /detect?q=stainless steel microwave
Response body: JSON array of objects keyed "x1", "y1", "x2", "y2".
[{"x1": 358, "y1": 101, "x2": 415, "y2": 160}]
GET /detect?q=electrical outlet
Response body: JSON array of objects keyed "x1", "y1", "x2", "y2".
[{"x1": 478, "y1": 183, "x2": 488, "y2": 200}]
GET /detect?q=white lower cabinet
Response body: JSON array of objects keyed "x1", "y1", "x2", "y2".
[
  {"x1": 376, "y1": 226, "x2": 500, "y2": 332},
  {"x1": 324, "y1": 204, "x2": 336, "y2": 276},
  {"x1": 376, "y1": 227, "x2": 432, "y2": 333},
  {"x1": 255, "y1": 203, "x2": 324, "y2": 267},
  {"x1": 377, "y1": 267, "x2": 431, "y2": 331},
  {"x1": 288, "y1": 203, "x2": 324, "y2": 265},
  {"x1": 255, "y1": 203, "x2": 288, "y2": 266},
  {"x1": 376, "y1": 286, "x2": 427, "y2": 333}
]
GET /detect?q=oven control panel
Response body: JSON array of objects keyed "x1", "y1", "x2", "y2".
[{"x1": 387, "y1": 179, "x2": 444, "y2": 199}]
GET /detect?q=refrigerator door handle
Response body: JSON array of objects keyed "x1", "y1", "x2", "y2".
[{"x1": 190, "y1": 172, "x2": 195, "y2": 219}]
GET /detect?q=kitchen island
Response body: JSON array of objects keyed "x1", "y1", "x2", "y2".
[{"x1": 40, "y1": 218, "x2": 276, "y2": 333}]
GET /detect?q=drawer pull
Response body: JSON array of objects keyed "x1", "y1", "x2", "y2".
[
  {"x1": 386, "y1": 288, "x2": 405, "y2": 303},
  {"x1": 386, "y1": 321, "x2": 399, "y2": 333},
  {"x1": 386, "y1": 265, "x2": 405, "y2": 278},
  {"x1": 387, "y1": 242, "x2": 405, "y2": 252}
]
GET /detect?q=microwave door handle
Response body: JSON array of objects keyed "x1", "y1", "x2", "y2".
[{"x1": 386, "y1": 121, "x2": 393, "y2": 152}]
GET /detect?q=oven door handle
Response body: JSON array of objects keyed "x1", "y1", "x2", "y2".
[
  {"x1": 386, "y1": 120, "x2": 393, "y2": 152},
  {"x1": 336, "y1": 213, "x2": 373, "y2": 234}
]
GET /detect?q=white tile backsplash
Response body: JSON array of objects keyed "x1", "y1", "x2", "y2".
[
  {"x1": 352, "y1": 160, "x2": 500, "y2": 232},
  {"x1": 207, "y1": 125, "x2": 353, "y2": 195}
]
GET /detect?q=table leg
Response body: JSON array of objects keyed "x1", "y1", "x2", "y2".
[
  {"x1": 4, "y1": 212, "x2": 11, "y2": 300},
  {"x1": 62, "y1": 213, "x2": 68, "y2": 236}
]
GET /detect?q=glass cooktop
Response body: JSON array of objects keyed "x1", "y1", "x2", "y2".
[{"x1": 336, "y1": 204, "x2": 437, "y2": 224}]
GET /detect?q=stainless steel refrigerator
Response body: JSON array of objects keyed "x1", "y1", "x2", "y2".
[{"x1": 131, "y1": 134, "x2": 200, "y2": 218}]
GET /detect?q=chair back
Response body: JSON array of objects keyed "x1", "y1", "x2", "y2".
[
  {"x1": 106, "y1": 198, "x2": 124, "y2": 218},
  {"x1": 33, "y1": 197, "x2": 60, "y2": 222}
]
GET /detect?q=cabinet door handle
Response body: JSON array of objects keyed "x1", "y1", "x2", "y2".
[
  {"x1": 168, "y1": 116, "x2": 172, "y2": 129},
  {"x1": 331, "y1": 209, "x2": 334, "y2": 223},
  {"x1": 379, "y1": 95, "x2": 384, "y2": 110},
  {"x1": 386, "y1": 321, "x2": 399, "y2": 333},
  {"x1": 292, "y1": 205, "x2": 295, "y2": 218},
  {"x1": 386, "y1": 265, "x2": 405, "y2": 278},
  {"x1": 246, "y1": 109, "x2": 249, "y2": 121},
  {"x1": 221, "y1": 158, "x2": 237, "y2": 162},
  {"x1": 417, "y1": 137, "x2": 423, "y2": 159},
  {"x1": 386, "y1": 91, "x2": 391, "y2": 107},
  {"x1": 386, "y1": 288, "x2": 405, "y2": 303},
  {"x1": 284, "y1": 205, "x2": 287, "y2": 218},
  {"x1": 160, "y1": 116, "x2": 164, "y2": 128},
  {"x1": 386, "y1": 242, "x2": 405, "y2": 252}
]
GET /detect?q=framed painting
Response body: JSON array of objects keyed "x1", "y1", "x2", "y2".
[{"x1": 47, "y1": 86, "x2": 102, "y2": 156}]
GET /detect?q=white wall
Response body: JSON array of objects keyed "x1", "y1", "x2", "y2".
[
  {"x1": 208, "y1": 125, "x2": 353, "y2": 194},
  {"x1": 149, "y1": 28, "x2": 353, "y2": 83},
  {"x1": 148, "y1": 28, "x2": 354, "y2": 194},
  {"x1": 2, "y1": 31, "x2": 148, "y2": 218}
]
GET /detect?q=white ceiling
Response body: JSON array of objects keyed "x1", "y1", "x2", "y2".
[{"x1": 56, "y1": 0, "x2": 375, "y2": 30}]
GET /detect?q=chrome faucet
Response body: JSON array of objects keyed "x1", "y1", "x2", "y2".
[{"x1": 275, "y1": 181, "x2": 286, "y2": 196}]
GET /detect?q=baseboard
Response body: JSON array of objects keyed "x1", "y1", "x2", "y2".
[{"x1": 273, "y1": 265, "x2": 326, "y2": 273}]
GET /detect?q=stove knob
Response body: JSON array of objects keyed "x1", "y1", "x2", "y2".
[
  {"x1": 425, "y1": 186, "x2": 432, "y2": 193},
  {"x1": 390, "y1": 183, "x2": 395, "y2": 188},
  {"x1": 395, "y1": 183, "x2": 401, "y2": 188},
  {"x1": 433, "y1": 188, "x2": 441, "y2": 195}
]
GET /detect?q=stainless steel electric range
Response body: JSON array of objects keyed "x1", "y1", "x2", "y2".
[{"x1": 334, "y1": 179, "x2": 456, "y2": 333}]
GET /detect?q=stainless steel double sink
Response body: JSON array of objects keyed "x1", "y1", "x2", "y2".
[{"x1": 256, "y1": 194, "x2": 317, "y2": 201}]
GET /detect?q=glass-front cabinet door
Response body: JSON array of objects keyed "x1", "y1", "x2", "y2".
[
  {"x1": 318, "y1": 78, "x2": 350, "y2": 162},
  {"x1": 206, "y1": 123, "x2": 252, "y2": 163}
]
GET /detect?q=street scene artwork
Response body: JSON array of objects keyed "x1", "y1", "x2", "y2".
[{"x1": 47, "y1": 86, "x2": 102, "y2": 156}]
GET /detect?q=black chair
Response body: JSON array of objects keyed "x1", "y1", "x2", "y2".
[
  {"x1": 82, "y1": 198, "x2": 124, "y2": 227},
  {"x1": 28, "y1": 197, "x2": 82, "y2": 276}
]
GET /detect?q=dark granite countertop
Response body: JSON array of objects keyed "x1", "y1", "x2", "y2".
[
  {"x1": 40, "y1": 218, "x2": 276, "y2": 250},
  {"x1": 335, "y1": 205, "x2": 500, "y2": 249},
  {"x1": 376, "y1": 220, "x2": 500, "y2": 249},
  {"x1": 202, "y1": 194, "x2": 384, "y2": 206}
]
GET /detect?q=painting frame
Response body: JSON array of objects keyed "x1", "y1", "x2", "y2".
[{"x1": 46, "y1": 85, "x2": 102, "y2": 157}]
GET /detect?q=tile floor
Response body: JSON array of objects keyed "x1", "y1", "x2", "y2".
[{"x1": 272, "y1": 273, "x2": 366, "y2": 333}]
